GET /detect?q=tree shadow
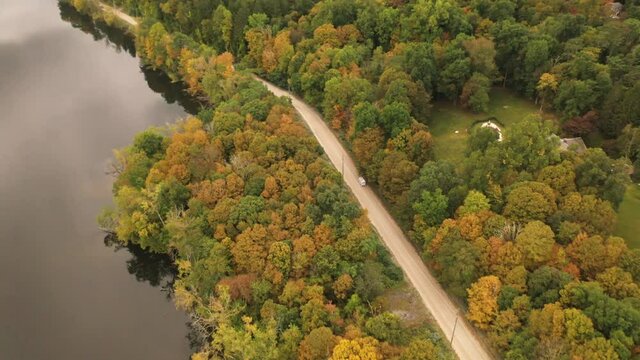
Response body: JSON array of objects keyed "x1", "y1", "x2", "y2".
[
  {"x1": 103, "y1": 234, "x2": 176, "y2": 300},
  {"x1": 104, "y1": 235, "x2": 206, "y2": 351},
  {"x1": 58, "y1": 1, "x2": 136, "y2": 56}
]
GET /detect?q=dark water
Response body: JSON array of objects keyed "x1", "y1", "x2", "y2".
[{"x1": 0, "y1": 1, "x2": 195, "y2": 358}]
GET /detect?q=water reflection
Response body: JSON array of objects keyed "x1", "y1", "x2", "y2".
[
  {"x1": 1, "y1": 0, "x2": 191, "y2": 357},
  {"x1": 103, "y1": 235, "x2": 176, "y2": 296},
  {"x1": 57, "y1": 3, "x2": 207, "y2": 354},
  {"x1": 102, "y1": 235, "x2": 209, "y2": 351},
  {"x1": 58, "y1": 1, "x2": 136, "y2": 56},
  {"x1": 142, "y1": 66, "x2": 203, "y2": 115},
  {"x1": 58, "y1": 2, "x2": 204, "y2": 115}
]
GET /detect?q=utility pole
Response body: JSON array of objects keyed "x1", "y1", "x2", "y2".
[
  {"x1": 341, "y1": 154, "x2": 344, "y2": 177},
  {"x1": 450, "y1": 312, "x2": 459, "y2": 346}
]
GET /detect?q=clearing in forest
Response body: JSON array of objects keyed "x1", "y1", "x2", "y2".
[{"x1": 430, "y1": 87, "x2": 555, "y2": 162}]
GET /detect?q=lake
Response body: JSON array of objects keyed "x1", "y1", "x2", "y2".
[{"x1": 0, "y1": 1, "x2": 196, "y2": 358}]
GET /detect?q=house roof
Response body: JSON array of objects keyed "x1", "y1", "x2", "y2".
[
  {"x1": 608, "y1": 2, "x2": 623, "y2": 18},
  {"x1": 559, "y1": 137, "x2": 587, "y2": 153}
]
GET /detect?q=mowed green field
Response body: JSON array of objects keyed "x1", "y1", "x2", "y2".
[
  {"x1": 428, "y1": 87, "x2": 554, "y2": 162},
  {"x1": 615, "y1": 185, "x2": 640, "y2": 248}
]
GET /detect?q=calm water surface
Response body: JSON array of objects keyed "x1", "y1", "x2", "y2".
[{"x1": 0, "y1": 1, "x2": 195, "y2": 358}]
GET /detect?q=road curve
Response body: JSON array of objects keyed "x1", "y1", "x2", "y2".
[{"x1": 258, "y1": 78, "x2": 493, "y2": 360}]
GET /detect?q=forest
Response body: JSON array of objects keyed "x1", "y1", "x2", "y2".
[{"x1": 66, "y1": 0, "x2": 640, "y2": 359}]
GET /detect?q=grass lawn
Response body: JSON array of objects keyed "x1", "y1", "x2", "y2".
[
  {"x1": 615, "y1": 185, "x2": 640, "y2": 249},
  {"x1": 429, "y1": 87, "x2": 554, "y2": 162}
]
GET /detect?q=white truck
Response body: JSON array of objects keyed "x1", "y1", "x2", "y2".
[{"x1": 358, "y1": 176, "x2": 366, "y2": 187}]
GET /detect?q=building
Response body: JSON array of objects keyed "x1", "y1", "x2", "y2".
[
  {"x1": 607, "y1": 2, "x2": 624, "y2": 19},
  {"x1": 559, "y1": 137, "x2": 587, "y2": 153}
]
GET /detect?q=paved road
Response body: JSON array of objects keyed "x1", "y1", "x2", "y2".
[{"x1": 258, "y1": 79, "x2": 493, "y2": 360}]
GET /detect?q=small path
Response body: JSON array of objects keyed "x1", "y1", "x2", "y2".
[{"x1": 99, "y1": 2, "x2": 138, "y2": 27}]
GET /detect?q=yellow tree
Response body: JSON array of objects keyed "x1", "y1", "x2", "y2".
[
  {"x1": 214, "y1": 52, "x2": 235, "y2": 78},
  {"x1": 245, "y1": 28, "x2": 270, "y2": 69},
  {"x1": 313, "y1": 24, "x2": 340, "y2": 47},
  {"x1": 536, "y1": 72, "x2": 558, "y2": 110},
  {"x1": 400, "y1": 338, "x2": 438, "y2": 360},
  {"x1": 528, "y1": 302, "x2": 565, "y2": 339},
  {"x1": 330, "y1": 337, "x2": 381, "y2": 360},
  {"x1": 571, "y1": 337, "x2": 619, "y2": 360},
  {"x1": 595, "y1": 267, "x2": 640, "y2": 299},
  {"x1": 231, "y1": 225, "x2": 270, "y2": 274},
  {"x1": 332, "y1": 274, "x2": 353, "y2": 300},
  {"x1": 272, "y1": 30, "x2": 294, "y2": 74},
  {"x1": 292, "y1": 235, "x2": 316, "y2": 278},
  {"x1": 467, "y1": 275, "x2": 501, "y2": 329}
]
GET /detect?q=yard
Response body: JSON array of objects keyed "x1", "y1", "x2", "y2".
[
  {"x1": 615, "y1": 185, "x2": 640, "y2": 249},
  {"x1": 428, "y1": 87, "x2": 554, "y2": 162}
]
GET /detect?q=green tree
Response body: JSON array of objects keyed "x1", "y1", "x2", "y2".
[
  {"x1": 209, "y1": 5, "x2": 233, "y2": 51},
  {"x1": 620, "y1": 249, "x2": 640, "y2": 281},
  {"x1": 458, "y1": 190, "x2": 490, "y2": 216},
  {"x1": 300, "y1": 298, "x2": 329, "y2": 333},
  {"x1": 378, "y1": 151, "x2": 418, "y2": 204},
  {"x1": 466, "y1": 126, "x2": 499, "y2": 155},
  {"x1": 380, "y1": 102, "x2": 412, "y2": 138},
  {"x1": 403, "y1": 42, "x2": 437, "y2": 93},
  {"x1": 376, "y1": 7, "x2": 400, "y2": 50},
  {"x1": 437, "y1": 46, "x2": 472, "y2": 101},
  {"x1": 434, "y1": 235, "x2": 480, "y2": 298},
  {"x1": 365, "y1": 312, "x2": 403, "y2": 344},
  {"x1": 133, "y1": 129, "x2": 166, "y2": 159},
  {"x1": 527, "y1": 266, "x2": 572, "y2": 308},
  {"x1": 460, "y1": 72, "x2": 491, "y2": 113},
  {"x1": 409, "y1": 160, "x2": 465, "y2": 214},
  {"x1": 404, "y1": 0, "x2": 471, "y2": 42},
  {"x1": 504, "y1": 182, "x2": 557, "y2": 223},
  {"x1": 322, "y1": 76, "x2": 373, "y2": 131},
  {"x1": 491, "y1": 20, "x2": 529, "y2": 87},
  {"x1": 554, "y1": 79, "x2": 598, "y2": 118},
  {"x1": 500, "y1": 118, "x2": 560, "y2": 175},
  {"x1": 515, "y1": 221, "x2": 556, "y2": 269},
  {"x1": 413, "y1": 189, "x2": 449, "y2": 227},
  {"x1": 574, "y1": 148, "x2": 630, "y2": 209},
  {"x1": 352, "y1": 102, "x2": 380, "y2": 135}
]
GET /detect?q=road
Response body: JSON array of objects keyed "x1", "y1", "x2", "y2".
[
  {"x1": 99, "y1": 2, "x2": 138, "y2": 27},
  {"x1": 90, "y1": 3, "x2": 492, "y2": 360},
  {"x1": 258, "y1": 79, "x2": 493, "y2": 360},
  {"x1": 93, "y1": 4, "x2": 492, "y2": 357}
]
